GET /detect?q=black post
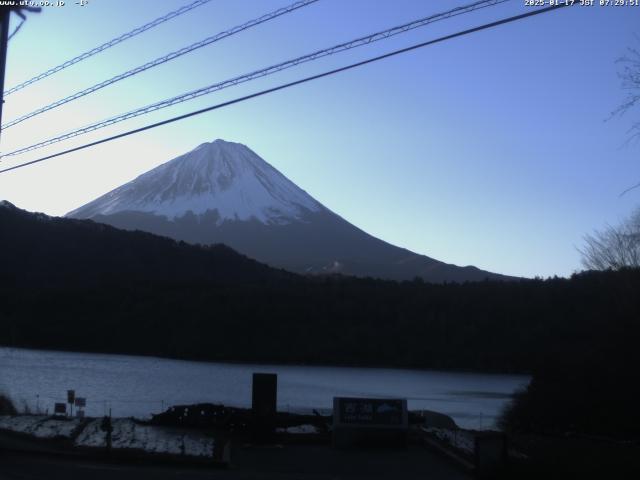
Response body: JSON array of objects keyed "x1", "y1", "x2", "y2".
[
  {"x1": 0, "y1": 7, "x2": 10, "y2": 140},
  {"x1": 100, "y1": 414, "x2": 113, "y2": 452},
  {"x1": 252, "y1": 373, "x2": 277, "y2": 443}
]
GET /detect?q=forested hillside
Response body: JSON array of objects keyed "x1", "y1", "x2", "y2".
[{"x1": 1, "y1": 202, "x2": 639, "y2": 376}]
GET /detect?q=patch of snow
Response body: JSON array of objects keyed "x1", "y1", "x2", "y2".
[
  {"x1": 0, "y1": 415, "x2": 43, "y2": 435},
  {"x1": 2, "y1": 415, "x2": 215, "y2": 459},
  {"x1": 31, "y1": 418, "x2": 83, "y2": 439},
  {"x1": 0, "y1": 415, "x2": 82, "y2": 439},
  {"x1": 74, "y1": 418, "x2": 103, "y2": 447},
  {"x1": 182, "y1": 433, "x2": 215, "y2": 457},
  {"x1": 424, "y1": 426, "x2": 475, "y2": 454},
  {"x1": 74, "y1": 418, "x2": 214, "y2": 458},
  {"x1": 276, "y1": 424, "x2": 318, "y2": 434}
]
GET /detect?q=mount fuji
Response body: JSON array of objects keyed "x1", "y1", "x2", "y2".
[{"x1": 67, "y1": 139, "x2": 511, "y2": 282}]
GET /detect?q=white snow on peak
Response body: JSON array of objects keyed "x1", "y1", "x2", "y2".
[{"x1": 68, "y1": 139, "x2": 322, "y2": 225}]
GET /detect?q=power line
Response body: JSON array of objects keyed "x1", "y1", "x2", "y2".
[
  {"x1": 0, "y1": 3, "x2": 573, "y2": 175},
  {"x1": 1, "y1": 0, "x2": 319, "y2": 130},
  {"x1": 0, "y1": 6, "x2": 40, "y2": 143},
  {"x1": 3, "y1": 0, "x2": 214, "y2": 97},
  {"x1": 1, "y1": 0, "x2": 509, "y2": 157}
]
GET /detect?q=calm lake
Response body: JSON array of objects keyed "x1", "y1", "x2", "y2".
[{"x1": 0, "y1": 347, "x2": 529, "y2": 429}]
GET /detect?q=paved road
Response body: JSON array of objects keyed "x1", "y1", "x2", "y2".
[{"x1": 0, "y1": 444, "x2": 470, "y2": 480}]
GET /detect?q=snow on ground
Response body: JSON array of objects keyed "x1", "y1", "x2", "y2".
[
  {"x1": 276, "y1": 424, "x2": 319, "y2": 434},
  {"x1": 74, "y1": 418, "x2": 103, "y2": 447},
  {"x1": 0, "y1": 415, "x2": 82, "y2": 439},
  {"x1": 0, "y1": 415, "x2": 44, "y2": 435},
  {"x1": 75, "y1": 418, "x2": 215, "y2": 457},
  {"x1": 1, "y1": 415, "x2": 215, "y2": 458},
  {"x1": 30, "y1": 417, "x2": 83, "y2": 439},
  {"x1": 424, "y1": 426, "x2": 475, "y2": 454}
]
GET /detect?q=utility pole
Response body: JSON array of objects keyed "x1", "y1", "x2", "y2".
[
  {"x1": 0, "y1": 7, "x2": 11, "y2": 142},
  {"x1": 0, "y1": 6, "x2": 40, "y2": 144}
]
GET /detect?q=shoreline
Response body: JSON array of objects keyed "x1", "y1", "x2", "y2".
[{"x1": 0, "y1": 344, "x2": 533, "y2": 378}]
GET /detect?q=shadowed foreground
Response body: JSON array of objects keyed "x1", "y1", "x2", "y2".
[{"x1": 0, "y1": 445, "x2": 469, "y2": 480}]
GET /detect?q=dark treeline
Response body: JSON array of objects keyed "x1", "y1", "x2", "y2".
[
  {"x1": 4, "y1": 270, "x2": 639, "y2": 373},
  {"x1": 2, "y1": 202, "x2": 639, "y2": 376}
]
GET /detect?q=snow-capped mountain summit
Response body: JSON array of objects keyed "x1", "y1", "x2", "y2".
[
  {"x1": 67, "y1": 139, "x2": 321, "y2": 224},
  {"x1": 68, "y1": 139, "x2": 513, "y2": 283}
]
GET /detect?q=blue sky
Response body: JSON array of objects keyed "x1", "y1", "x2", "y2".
[{"x1": 0, "y1": 0, "x2": 638, "y2": 278}]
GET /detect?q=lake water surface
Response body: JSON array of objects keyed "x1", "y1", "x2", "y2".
[{"x1": 0, "y1": 347, "x2": 529, "y2": 429}]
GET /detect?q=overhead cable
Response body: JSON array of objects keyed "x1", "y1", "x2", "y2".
[
  {"x1": 1, "y1": 0, "x2": 509, "y2": 154},
  {"x1": 0, "y1": 3, "x2": 573, "y2": 175},
  {"x1": 2, "y1": 0, "x2": 319, "y2": 129},
  {"x1": 3, "y1": 0, "x2": 215, "y2": 96}
]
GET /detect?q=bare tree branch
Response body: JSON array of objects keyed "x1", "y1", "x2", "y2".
[
  {"x1": 610, "y1": 38, "x2": 640, "y2": 195},
  {"x1": 579, "y1": 207, "x2": 640, "y2": 270}
]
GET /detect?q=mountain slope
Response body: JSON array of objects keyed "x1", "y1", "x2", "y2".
[
  {"x1": 67, "y1": 139, "x2": 513, "y2": 283},
  {"x1": 68, "y1": 140, "x2": 321, "y2": 224}
]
